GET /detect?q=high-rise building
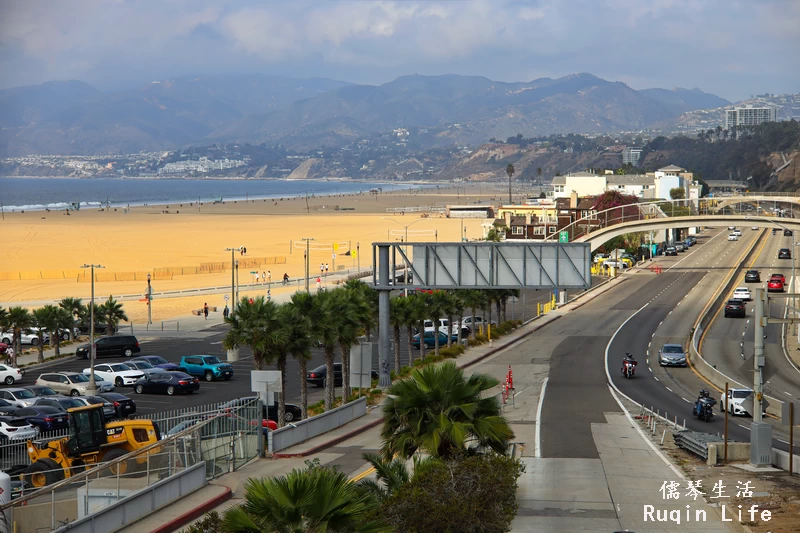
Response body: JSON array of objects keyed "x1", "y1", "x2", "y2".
[
  {"x1": 622, "y1": 147, "x2": 643, "y2": 166},
  {"x1": 725, "y1": 105, "x2": 778, "y2": 130}
]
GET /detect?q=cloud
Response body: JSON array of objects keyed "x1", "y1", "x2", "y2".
[{"x1": 0, "y1": 0, "x2": 797, "y2": 100}]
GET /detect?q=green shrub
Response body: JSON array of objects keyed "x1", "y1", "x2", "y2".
[
  {"x1": 390, "y1": 370, "x2": 397, "y2": 380},
  {"x1": 182, "y1": 511, "x2": 223, "y2": 533},
  {"x1": 427, "y1": 355, "x2": 444, "y2": 363},
  {"x1": 412, "y1": 358, "x2": 426, "y2": 367},
  {"x1": 400, "y1": 365, "x2": 410, "y2": 376}
]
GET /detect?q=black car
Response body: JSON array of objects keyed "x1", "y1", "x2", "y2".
[
  {"x1": 724, "y1": 299, "x2": 746, "y2": 318},
  {"x1": 221, "y1": 396, "x2": 303, "y2": 423},
  {"x1": 22, "y1": 385, "x2": 60, "y2": 398},
  {"x1": 33, "y1": 397, "x2": 85, "y2": 412},
  {"x1": 0, "y1": 399, "x2": 18, "y2": 416},
  {"x1": 75, "y1": 335, "x2": 141, "y2": 359},
  {"x1": 98, "y1": 392, "x2": 137, "y2": 419},
  {"x1": 744, "y1": 270, "x2": 761, "y2": 283},
  {"x1": 665, "y1": 246, "x2": 678, "y2": 256},
  {"x1": 133, "y1": 372, "x2": 199, "y2": 396},
  {"x1": 14, "y1": 406, "x2": 69, "y2": 432},
  {"x1": 779, "y1": 248, "x2": 791, "y2": 259},
  {"x1": 306, "y1": 363, "x2": 379, "y2": 388},
  {"x1": 784, "y1": 229, "x2": 793, "y2": 236}
]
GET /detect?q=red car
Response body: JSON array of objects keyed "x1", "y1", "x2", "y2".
[
  {"x1": 767, "y1": 279, "x2": 784, "y2": 292},
  {"x1": 0, "y1": 343, "x2": 7, "y2": 355},
  {"x1": 771, "y1": 273, "x2": 786, "y2": 284}
]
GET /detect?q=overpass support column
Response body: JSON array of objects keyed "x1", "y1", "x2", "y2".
[
  {"x1": 750, "y1": 288, "x2": 772, "y2": 467},
  {"x1": 377, "y1": 244, "x2": 392, "y2": 389}
]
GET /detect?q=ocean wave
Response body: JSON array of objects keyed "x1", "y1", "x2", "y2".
[{"x1": 2, "y1": 201, "x2": 102, "y2": 212}]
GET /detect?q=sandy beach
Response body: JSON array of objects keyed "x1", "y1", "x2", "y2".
[{"x1": 1, "y1": 184, "x2": 511, "y2": 323}]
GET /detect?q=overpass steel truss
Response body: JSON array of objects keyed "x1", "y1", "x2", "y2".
[{"x1": 370, "y1": 242, "x2": 592, "y2": 387}]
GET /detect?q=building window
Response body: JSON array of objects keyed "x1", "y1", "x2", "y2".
[
  {"x1": 511, "y1": 226, "x2": 524, "y2": 235},
  {"x1": 581, "y1": 210, "x2": 597, "y2": 219},
  {"x1": 554, "y1": 185, "x2": 565, "y2": 193},
  {"x1": 533, "y1": 226, "x2": 545, "y2": 236},
  {"x1": 548, "y1": 227, "x2": 556, "y2": 234}
]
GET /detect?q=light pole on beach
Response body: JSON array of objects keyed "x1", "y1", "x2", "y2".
[
  {"x1": 146, "y1": 272, "x2": 152, "y2": 325},
  {"x1": 80, "y1": 263, "x2": 104, "y2": 393},
  {"x1": 235, "y1": 260, "x2": 240, "y2": 303},
  {"x1": 301, "y1": 237, "x2": 315, "y2": 294},
  {"x1": 382, "y1": 217, "x2": 431, "y2": 283},
  {"x1": 224, "y1": 247, "x2": 243, "y2": 313}
]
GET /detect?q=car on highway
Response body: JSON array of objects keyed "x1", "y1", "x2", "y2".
[
  {"x1": 724, "y1": 299, "x2": 746, "y2": 318},
  {"x1": 732, "y1": 287, "x2": 752, "y2": 301},
  {"x1": 664, "y1": 246, "x2": 677, "y2": 256},
  {"x1": 728, "y1": 226, "x2": 736, "y2": 230},
  {"x1": 131, "y1": 355, "x2": 182, "y2": 372},
  {"x1": 306, "y1": 363, "x2": 379, "y2": 388},
  {"x1": 784, "y1": 229, "x2": 793, "y2": 236},
  {"x1": 658, "y1": 344, "x2": 687, "y2": 367},
  {"x1": 0, "y1": 388, "x2": 38, "y2": 408},
  {"x1": 97, "y1": 392, "x2": 137, "y2": 419},
  {"x1": 767, "y1": 278, "x2": 784, "y2": 292},
  {"x1": 121, "y1": 360, "x2": 167, "y2": 376},
  {"x1": 74, "y1": 334, "x2": 141, "y2": 359},
  {"x1": 133, "y1": 372, "x2": 200, "y2": 396},
  {"x1": 84, "y1": 363, "x2": 145, "y2": 387},
  {"x1": 727, "y1": 234, "x2": 739, "y2": 241},
  {"x1": 771, "y1": 273, "x2": 786, "y2": 284},
  {"x1": 179, "y1": 355, "x2": 233, "y2": 382},
  {"x1": 221, "y1": 396, "x2": 303, "y2": 424},
  {"x1": 721, "y1": 388, "x2": 764, "y2": 416},
  {"x1": 731, "y1": 229, "x2": 742, "y2": 237},
  {"x1": 13, "y1": 405, "x2": 69, "y2": 432},
  {"x1": 779, "y1": 248, "x2": 791, "y2": 259},
  {"x1": 0, "y1": 416, "x2": 37, "y2": 442},
  {"x1": 35, "y1": 371, "x2": 102, "y2": 396},
  {"x1": 0, "y1": 364, "x2": 23, "y2": 385},
  {"x1": 744, "y1": 270, "x2": 761, "y2": 283},
  {"x1": 674, "y1": 242, "x2": 686, "y2": 252},
  {"x1": 751, "y1": 226, "x2": 759, "y2": 231},
  {"x1": 0, "y1": 399, "x2": 19, "y2": 416}
]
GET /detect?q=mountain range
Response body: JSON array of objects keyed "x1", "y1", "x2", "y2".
[{"x1": 0, "y1": 73, "x2": 731, "y2": 157}]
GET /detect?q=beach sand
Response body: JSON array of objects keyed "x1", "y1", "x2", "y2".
[{"x1": 1, "y1": 185, "x2": 511, "y2": 323}]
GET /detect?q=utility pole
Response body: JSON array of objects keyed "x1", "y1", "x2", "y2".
[
  {"x1": 80, "y1": 263, "x2": 104, "y2": 393},
  {"x1": 751, "y1": 288, "x2": 772, "y2": 466},
  {"x1": 224, "y1": 247, "x2": 242, "y2": 314},
  {"x1": 146, "y1": 272, "x2": 152, "y2": 325},
  {"x1": 301, "y1": 238, "x2": 315, "y2": 293},
  {"x1": 235, "y1": 260, "x2": 240, "y2": 302}
]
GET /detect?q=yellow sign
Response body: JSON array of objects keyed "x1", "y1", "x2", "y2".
[
  {"x1": 352, "y1": 250, "x2": 357, "y2": 258},
  {"x1": 333, "y1": 243, "x2": 339, "y2": 252}
]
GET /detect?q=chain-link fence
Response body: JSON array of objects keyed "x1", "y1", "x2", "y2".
[{"x1": 0, "y1": 398, "x2": 260, "y2": 533}]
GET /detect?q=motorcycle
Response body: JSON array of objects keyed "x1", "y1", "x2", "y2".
[
  {"x1": 621, "y1": 359, "x2": 637, "y2": 378},
  {"x1": 693, "y1": 392, "x2": 716, "y2": 422}
]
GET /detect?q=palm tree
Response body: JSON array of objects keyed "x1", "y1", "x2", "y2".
[
  {"x1": 427, "y1": 291, "x2": 449, "y2": 356},
  {"x1": 402, "y1": 294, "x2": 422, "y2": 366},
  {"x1": 98, "y1": 296, "x2": 127, "y2": 336},
  {"x1": 0, "y1": 307, "x2": 8, "y2": 334},
  {"x1": 381, "y1": 361, "x2": 514, "y2": 460},
  {"x1": 6, "y1": 307, "x2": 33, "y2": 364},
  {"x1": 450, "y1": 291, "x2": 466, "y2": 345},
  {"x1": 415, "y1": 292, "x2": 431, "y2": 360},
  {"x1": 48, "y1": 307, "x2": 73, "y2": 359},
  {"x1": 314, "y1": 290, "x2": 341, "y2": 410},
  {"x1": 443, "y1": 291, "x2": 463, "y2": 348},
  {"x1": 333, "y1": 289, "x2": 364, "y2": 401},
  {"x1": 285, "y1": 293, "x2": 315, "y2": 420},
  {"x1": 59, "y1": 298, "x2": 83, "y2": 341},
  {"x1": 222, "y1": 466, "x2": 391, "y2": 533},
  {"x1": 462, "y1": 290, "x2": 485, "y2": 338},
  {"x1": 30, "y1": 308, "x2": 50, "y2": 363},
  {"x1": 389, "y1": 297, "x2": 408, "y2": 374},
  {"x1": 536, "y1": 166, "x2": 543, "y2": 187},
  {"x1": 506, "y1": 163, "x2": 515, "y2": 204},
  {"x1": 273, "y1": 305, "x2": 293, "y2": 427},
  {"x1": 357, "y1": 453, "x2": 411, "y2": 503},
  {"x1": 344, "y1": 279, "x2": 378, "y2": 341},
  {"x1": 223, "y1": 296, "x2": 286, "y2": 370}
]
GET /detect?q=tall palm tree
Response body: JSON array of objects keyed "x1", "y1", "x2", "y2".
[
  {"x1": 344, "y1": 279, "x2": 378, "y2": 341},
  {"x1": 334, "y1": 289, "x2": 365, "y2": 401},
  {"x1": 381, "y1": 361, "x2": 514, "y2": 460},
  {"x1": 98, "y1": 296, "x2": 127, "y2": 336},
  {"x1": 443, "y1": 291, "x2": 464, "y2": 348},
  {"x1": 223, "y1": 296, "x2": 286, "y2": 370},
  {"x1": 402, "y1": 294, "x2": 422, "y2": 366},
  {"x1": 285, "y1": 293, "x2": 315, "y2": 420},
  {"x1": 273, "y1": 305, "x2": 294, "y2": 428},
  {"x1": 48, "y1": 307, "x2": 74, "y2": 359},
  {"x1": 0, "y1": 307, "x2": 8, "y2": 335},
  {"x1": 427, "y1": 291, "x2": 449, "y2": 356},
  {"x1": 416, "y1": 292, "x2": 431, "y2": 360},
  {"x1": 451, "y1": 291, "x2": 467, "y2": 345},
  {"x1": 222, "y1": 467, "x2": 391, "y2": 533},
  {"x1": 58, "y1": 298, "x2": 83, "y2": 341},
  {"x1": 30, "y1": 307, "x2": 51, "y2": 363},
  {"x1": 462, "y1": 290, "x2": 485, "y2": 338},
  {"x1": 313, "y1": 290, "x2": 341, "y2": 410},
  {"x1": 506, "y1": 163, "x2": 515, "y2": 204},
  {"x1": 389, "y1": 297, "x2": 408, "y2": 374},
  {"x1": 6, "y1": 307, "x2": 33, "y2": 364}
]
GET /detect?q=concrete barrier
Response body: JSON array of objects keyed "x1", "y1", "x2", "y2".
[{"x1": 269, "y1": 397, "x2": 367, "y2": 453}]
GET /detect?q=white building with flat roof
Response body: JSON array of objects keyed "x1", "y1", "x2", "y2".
[
  {"x1": 725, "y1": 106, "x2": 777, "y2": 130},
  {"x1": 622, "y1": 147, "x2": 643, "y2": 166},
  {"x1": 654, "y1": 165, "x2": 692, "y2": 200}
]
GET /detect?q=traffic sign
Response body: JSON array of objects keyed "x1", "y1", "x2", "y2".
[
  {"x1": 559, "y1": 231, "x2": 569, "y2": 243},
  {"x1": 333, "y1": 243, "x2": 339, "y2": 252},
  {"x1": 352, "y1": 250, "x2": 357, "y2": 258},
  {"x1": 332, "y1": 253, "x2": 336, "y2": 259},
  {"x1": 224, "y1": 294, "x2": 229, "y2": 301}
]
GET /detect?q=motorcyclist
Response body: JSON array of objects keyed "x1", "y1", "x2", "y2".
[{"x1": 622, "y1": 352, "x2": 637, "y2": 376}]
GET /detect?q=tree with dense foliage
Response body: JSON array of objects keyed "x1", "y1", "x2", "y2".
[
  {"x1": 223, "y1": 296, "x2": 286, "y2": 370},
  {"x1": 285, "y1": 293, "x2": 315, "y2": 419},
  {"x1": 334, "y1": 288, "x2": 366, "y2": 400},
  {"x1": 357, "y1": 453, "x2": 414, "y2": 503},
  {"x1": 30, "y1": 308, "x2": 50, "y2": 363},
  {"x1": 5, "y1": 307, "x2": 33, "y2": 363},
  {"x1": 381, "y1": 361, "x2": 514, "y2": 460},
  {"x1": 506, "y1": 163, "x2": 515, "y2": 203},
  {"x1": 344, "y1": 279, "x2": 378, "y2": 341},
  {"x1": 669, "y1": 187, "x2": 685, "y2": 200},
  {"x1": 313, "y1": 290, "x2": 341, "y2": 410},
  {"x1": 98, "y1": 296, "x2": 128, "y2": 336},
  {"x1": 48, "y1": 307, "x2": 74, "y2": 359},
  {"x1": 222, "y1": 465, "x2": 392, "y2": 533},
  {"x1": 58, "y1": 298, "x2": 83, "y2": 341}
]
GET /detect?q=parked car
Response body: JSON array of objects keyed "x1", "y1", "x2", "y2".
[
  {"x1": 131, "y1": 355, "x2": 182, "y2": 372},
  {"x1": 306, "y1": 363, "x2": 378, "y2": 388},
  {"x1": 720, "y1": 388, "x2": 764, "y2": 416},
  {"x1": 74, "y1": 335, "x2": 141, "y2": 359},
  {"x1": 658, "y1": 344, "x2": 687, "y2": 367},
  {"x1": 412, "y1": 330, "x2": 454, "y2": 350},
  {"x1": 77, "y1": 323, "x2": 117, "y2": 336},
  {"x1": 0, "y1": 388, "x2": 38, "y2": 408},
  {"x1": 423, "y1": 319, "x2": 470, "y2": 338},
  {"x1": 664, "y1": 246, "x2": 678, "y2": 256},
  {"x1": 221, "y1": 396, "x2": 303, "y2": 424},
  {"x1": 767, "y1": 278, "x2": 784, "y2": 292},
  {"x1": 0, "y1": 331, "x2": 47, "y2": 346},
  {"x1": 97, "y1": 392, "x2": 137, "y2": 419},
  {"x1": 724, "y1": 299, "x2": 746, "y2": 318},
  {"x1": 74, "y1": 396, "x2": 116, "y2": 420},
  {"x1": 21, "y1": 385, "x2": 59, "y2": 398},
  {"x1": 121, "y1": 360, "x2": 167, "y2": 376},
  {"x1": 744, "y1": 270, "x2": 761, "y2": 283},
  {"x1": 779, "y1": 248, "x2": 791, "y2": 259},
  {"x1": 32, "y1": 397, "x2": 85, "y2": 412},
  {"x1": 80, "y1": 373, "x2": 115, "y2": 392},
  {"x1": 133, "y1": 372, "x2": 199, "y2": 395},
  {"x1": 0, "y1": 399, "x2": 19, "y2": 416},
  {"x1": 0, "y1": 343, "x2": 7, "y2": 355},
  {"x1": 178, "y1": 355, "x2": 233, "y2": 382},
  {"x1": 84, "y1": 363, "x2": 145, "y2": 387},
  {"x1": 13, "y1": 406, "x2": 69, "y2": 432},
  {"x1": 732, "y1": 287, "x2": 752, "y2": 301},
  {"x1": 35, "y1": 371, "x2": 96, "y2": 396},
  {"x1": 674, "y1": 243, "x2": 686, "y2": 252},
  {"x1": 460, "y1": 316, "x2": 496, "y2": 331},
  {"x1": 0, "y1": 416, "x2": 37, "y2": 442},
  {"x1": 0, "y1": 364, "x2": 23, "y2": 385}
]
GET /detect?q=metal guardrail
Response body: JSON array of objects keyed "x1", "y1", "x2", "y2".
[{"x1": 674, "y1": 430, "x2": 725, "y2": 460}]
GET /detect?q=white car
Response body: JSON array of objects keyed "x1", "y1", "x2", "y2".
[
  {"x1": 728, "y1": 234, "x2": 739, "y2": 241},
  {"x1": 728, "y1": 226, "x2": 736, "y2": 230},
  {"x1": 0, "y1": 417, "x2": 37, "y2": 441},
  {"x1": 84, "y1": 363, "x2": 144, "y2": 387},
  {"x1": 720, "y1": 388, "x2": 765, "y2": 416},
  {"x1": 732, "y1": 229, "x2": 742, "y2": 236},
  {"x1": 122, "y1": 360, "x2": 167, "y2": 376},
  {"x1": 751, "y1": 226, "x2": 759, "y2": 231},
  {"x1": 732, "y1": 287, "x2": 752, "y2": 301},
  {"x1": 0, "y1": 331, "x2": 48, "y2": 346},
  {"x1": 0, "y1": 364, "x2": 23, "y2": 385},
  {"x1": 0, "y1": 388, "x2": 37, "y2": 408}
]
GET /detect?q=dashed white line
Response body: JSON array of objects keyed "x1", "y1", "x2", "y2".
[
  {"x1": 653, "y1": 376, "x2": 659, "y2": 382},
  {"x1": 666, "y1": 387, "x2": 673, "y2": 392},
  {"x1": 682, "y1": 398, "x2": 690, "y2": 403}
]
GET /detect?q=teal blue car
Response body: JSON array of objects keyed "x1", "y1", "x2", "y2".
[{"x1": 179, "y1": 355, "x2": 233, "y2": 382}]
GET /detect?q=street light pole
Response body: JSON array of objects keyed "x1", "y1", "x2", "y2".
[
  {"x1": 224, "y1": 247, "x2": 242, "y2": 313},
  {"x1": 146, "y1": 273, "x2": 152, "y2": 325},
  {"x1": 301, "y1": 238, "x2": 315, "y2": 293},
  {"x1": 235, "y1": 260, "x2": 240, "y2": 302},
  {"x1": 80, "y1": 263, "x2": 104, "y2": 393}
]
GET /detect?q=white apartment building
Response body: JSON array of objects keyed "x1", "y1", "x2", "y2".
[
  {"x1": 725, "y1": 106, "x2": 778, "y2": 130},
  {"x1": 653, "y1": 165, "x2": 692, "y2": 200},
  {"x1": 550, "y1": 164, "x2": 691, "y2": 201},
  {"x1": 622, "y1": 147, "x2": 643, "y2": 166}
]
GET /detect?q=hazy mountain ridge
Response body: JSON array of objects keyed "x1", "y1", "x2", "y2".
[{"x1": 0, "y1": 73, "x2": 729, "y2": 157}]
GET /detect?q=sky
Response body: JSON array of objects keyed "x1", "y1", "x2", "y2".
[{"x1": 1, "y1": 0, "x2": 798, "y2": 101}]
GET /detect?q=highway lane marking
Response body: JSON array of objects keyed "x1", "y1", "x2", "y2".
[
  {"x1": 534, "y1": 377, "x2": 548, "y2": 459},
  {"x1": 785, "y1": 391, "x2": 793, "y2": 396},
  {"x1": 665, "y1": 387, "x2": 673, "y2": 392},
  {"x1": 682, "y1": 397, "x2": 690, "y2": 403},
  {"x1": 653, "y1": 376, "x2": 659, "y2": 381}
]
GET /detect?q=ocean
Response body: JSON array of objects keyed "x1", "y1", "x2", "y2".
[{"x1": 0, "y1": 177, "x2": 416, "y2": 212}]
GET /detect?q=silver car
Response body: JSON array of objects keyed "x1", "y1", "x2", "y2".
[
  {"x1": 0, "y1": 388, "x2": 38, "y2": 408},
  {"x1": 658, "y1": 344, "x2": 687, "y2": 367},
  {"x1": 35, "y1": 372, "x2": 94, "y2": 396}
]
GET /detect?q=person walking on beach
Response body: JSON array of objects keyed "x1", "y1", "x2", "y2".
[
  {"x1": 262, "y1": 271, "x2": 267, "y2": 284},
  {"x1": 255, "y1": 271, "x2": 260, "y2": 284},
  {"x1": 223, "y1": 305, "x2": 229, "y2": 319},
  {"x1": 283, "y1": 273, "x2": 289, "y2": 285},
  {"x1": 203, "y1": 303, "x2": 209, "y2": 320},
  {"x1": 267, "y1": 271, "x2": 271, "y2": 284},
  {"x1": 320, "y1": 263, "x2": 324, "y2": 277},
  {"x1": 325, "y1": 263, "x2": 329, "y2": 277}
]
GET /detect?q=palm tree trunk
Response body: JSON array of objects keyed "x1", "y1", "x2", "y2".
[
  {"x1": 299, "y1": 358, "x2": 309, "y2": 419},
  {"x1": 324, "y1": 348, "x2": 335, "y2": 411},
  {"x1": 433, "y1": 315, "x2": 440, "y2": 357},
  {"x1": 446, "y1": 315, "x2": 453, "y2": 348},
  {"x1": 470, "y1": 307, "x2": 476, "y2": 339},
  {"x1": 495, "y1": 300, "x2": 502, "y2": 325},
  {"x1": 277, "y1": 354, "x2": 287, "y2": 428},
  {"x1": 37, "y1": 333, "x2": 44, "y2": 364},
  {"x1": 393, "y1": 325, "x2": 401, "y2": 374},
  {"x1": 456, "y1": 312, "x2": 463, "y2": 345},
  {"x1": 419, "y1": 320, "x2": 426, "y2": 360},
  {"x1": 53, "y1": 330, "x2": 61, "y2": 359},
  {"x1": 502, "y1": 298, "x2": 508, "y2": 323},
  {"x1": 406, "y1": 326, "x2": 414, "y2": 366},
  {"x1": 340, "y1": 344, "x2": 351, "y2": 402}
]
